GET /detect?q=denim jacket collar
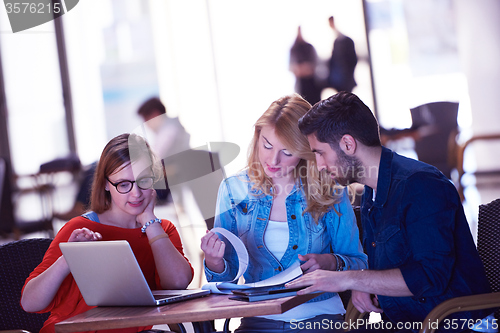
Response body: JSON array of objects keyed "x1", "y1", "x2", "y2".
[{"x1": 372, "y1": 146, "x2": 393, "y2": 208}]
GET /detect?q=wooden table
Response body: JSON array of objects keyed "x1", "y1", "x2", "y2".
[{"x1": 55, "y1": 293, "x2": 319, "y2": 333}]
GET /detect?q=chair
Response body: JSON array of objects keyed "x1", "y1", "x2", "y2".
[
  {"x1": 455, "y1": 133, "x2": 500, "y2": 202},
  {"x1": 0, "y1": 237, "x2": 179, "y2": 333},
  {"x1": 0, "y1": 238, "x2": 52, "y2": 333},
  {"x1": 380, "y1": 102, "x2": 459, "y2": 179},
  {"x1": 410, "y1": 102, "x2": 459, "y2": 179},
  {"x1": 0, "y1": 157, "x2": 17, "y2": 237},
  {"x1": 419, "y1": 198, "x2": 500, "y2": 333},
  {"x1": 1, "y1": 155, "x2": 82, "y2": 240}
]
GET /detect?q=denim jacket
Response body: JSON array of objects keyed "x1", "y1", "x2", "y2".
[
  {"x1": 205, "y1": 170, "x2": 367, "y2": 303},
  {"x1": 361, "y1": 147, "x2": 491, "y2": 331}
]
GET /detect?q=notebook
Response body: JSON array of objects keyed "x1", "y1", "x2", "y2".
[
  {"x1": 230, "y1": 284, "x2": 307, "y2": 302},
  {"x1": 59, "y1": 240, "x2": 209, "y2": 306}
]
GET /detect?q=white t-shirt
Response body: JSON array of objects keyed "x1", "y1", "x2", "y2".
[
  {"x1": 260, "y1": 220, "x2": 345, "y2": 321},
  {"x1": 264, "y1": 220, "x2": 289, "y2": 261}
]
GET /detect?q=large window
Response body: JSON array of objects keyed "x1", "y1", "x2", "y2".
[
  {"x1": 149, "y1": 0, "x2": 372, "y2": 175},
  {"x1": 0, "y1": 0, "x2": 372, "y2": 232},
  {"x1": 0, "y1": 13, "x2": 68, "y2": 176},
  {"x1": 365, "y1": 0, "x2": 471, "y2": 131},
  {"x1": 1, "y1": 0, "x2": 373, "y2": 176}
]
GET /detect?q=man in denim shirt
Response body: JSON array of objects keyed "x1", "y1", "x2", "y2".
[{"x1": 287, "y1": 92, "x2": 491, "y2": 332}]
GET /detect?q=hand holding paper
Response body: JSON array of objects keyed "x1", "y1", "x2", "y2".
[
  {"x1": 202, "y1": 227, "x2": 302, "y2": 294},
  {"x1": 200, "y1": 230, "x2": 226, "y2": 273}
]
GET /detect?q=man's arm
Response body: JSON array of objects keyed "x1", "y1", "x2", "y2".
[{"x1": 286, "y1": 268, "x2": 413, "y2": 297}]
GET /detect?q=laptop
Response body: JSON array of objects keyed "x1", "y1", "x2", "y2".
[{"x1": 59, "y1": 240, "x2": 209, "y2": 306}]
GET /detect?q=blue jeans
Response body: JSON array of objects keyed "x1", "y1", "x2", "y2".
[{"x1": 235, "y1": 314, "x2": 344, "y2": 333}]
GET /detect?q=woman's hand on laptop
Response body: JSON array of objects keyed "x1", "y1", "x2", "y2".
[{"x1": 68, "y1": 227, "x2": 102, "y2": 242}]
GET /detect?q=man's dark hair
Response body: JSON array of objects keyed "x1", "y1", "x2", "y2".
[
  {"x1": 137, "y1": 97, "x2": 166, "y2": 117},
  {"x1": 298, "y1": 91, "x2": 381, "y2": 147}
]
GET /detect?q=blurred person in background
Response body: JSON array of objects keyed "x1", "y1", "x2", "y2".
[
  {"x1": 137, "y1": 97, "x2": 191, "y2": 161},
  {"x1": 137, "y1": 97, "x2": 191, "y2": 205},
  {"x1": 327, "y1": 15, "x2": 358, "y2": 93},
  {"x1": 289, "y1": 26, "x2": 322, "y2": 106}
]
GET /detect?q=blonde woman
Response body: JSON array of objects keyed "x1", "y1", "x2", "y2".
[{"x1": 201, "y1": 94, "x2": 367, "y2": 333}]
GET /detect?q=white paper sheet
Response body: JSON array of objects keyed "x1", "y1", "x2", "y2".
[{"x1": 210, "y1": 227, "x2": 249, "y2": 280}]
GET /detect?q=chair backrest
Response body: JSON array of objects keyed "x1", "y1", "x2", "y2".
[
  {"x1": 0, "y1": 157, "x2": 16, "y2": 234},
  {"x1": 455, "y1": 134, "x2": 500, "y2": 202},
  {"x1": 477, "y1": 198, "x2": 500, "y2": 320},
  {"x1": 410, "y1": 101, "x2": 459, "y2": 179},
  {"x1": 477, "y1": 198, "x2": 500, "y2": 293},
  {"x1": 0, "y1": 238, "x2": 53, "y2": 332},
  {"x1": 0, "y1": 157, "x2": 5, "y2": 206}
]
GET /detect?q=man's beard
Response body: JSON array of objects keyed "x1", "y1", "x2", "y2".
[{"x1": 333, "y1": 147, "x2": 364, "y2": 186}]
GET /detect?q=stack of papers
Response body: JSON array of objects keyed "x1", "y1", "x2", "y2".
[{"x1": 229, "y1": 284, "x2": 306, "y2": 302}]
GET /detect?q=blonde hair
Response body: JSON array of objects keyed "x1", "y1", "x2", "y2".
[{"x1": 247, "y1": 94, "x2": 342, "y2": 222}]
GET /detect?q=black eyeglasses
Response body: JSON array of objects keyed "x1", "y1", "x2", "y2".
[{"x1": 106, "y1": 176, "x2": 155, "y2": 194}]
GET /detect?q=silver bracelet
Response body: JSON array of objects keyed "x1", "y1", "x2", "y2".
[
  {"x1": 141, "y1": 218, "x2": 162, "y2": 233},
  {"x1": 333, "y1": 254, "x2": 345, "y2": 271}
]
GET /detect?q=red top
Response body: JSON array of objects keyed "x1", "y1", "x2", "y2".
[{"x1": 22, "y1": 216, "x2": 193, "y2": 333}]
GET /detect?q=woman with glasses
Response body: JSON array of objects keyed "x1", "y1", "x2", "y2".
[{"x1": 21, "y1": 133, "x2": 193, "y2": 333}]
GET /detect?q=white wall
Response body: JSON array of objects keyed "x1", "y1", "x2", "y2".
[{"x1": 456, "y1": 0, "x2": 500, "y2": 205}]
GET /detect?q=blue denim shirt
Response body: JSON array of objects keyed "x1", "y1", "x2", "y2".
[
  {"x1": 205, "y1": 170, "x2": 367, "y2": 303},
  {"x1": 361, "y1": 147, "x2": 491, "y2": 331}
]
